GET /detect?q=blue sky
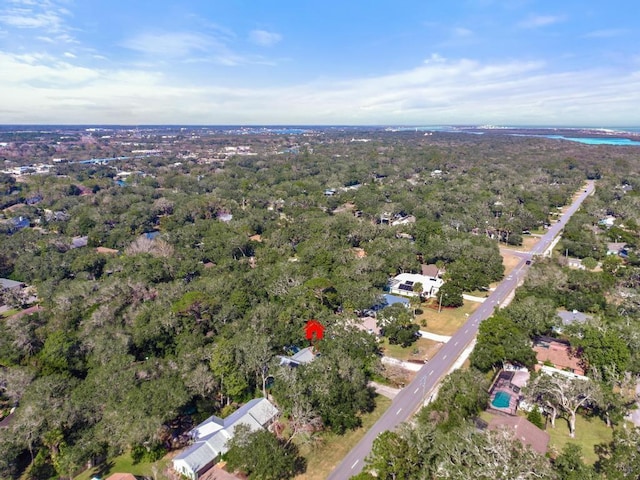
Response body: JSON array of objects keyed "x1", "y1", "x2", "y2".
[{"x1": 0, "y1": 0, "x2": 639, "y2": 125}]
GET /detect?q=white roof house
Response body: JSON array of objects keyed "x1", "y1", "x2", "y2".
[
  {"x1": 172, "y1": 398, "x2": 279, "y2": 480},
  {"x1": 388, "y1": 273, "x2": 443, "y2": 298}
]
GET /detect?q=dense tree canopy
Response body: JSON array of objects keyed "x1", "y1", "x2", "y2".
[{"x1": 2, "y1": 127, "x2": 640, "y2": 479}]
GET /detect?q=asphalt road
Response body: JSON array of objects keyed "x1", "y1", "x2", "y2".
[{"x1": 328, "y1": 180, "x2": 595, "y2": 479}]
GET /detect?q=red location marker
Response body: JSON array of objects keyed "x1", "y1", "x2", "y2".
[{"x1": 305, "y1": 319, "x2": 325, "y2": 342}]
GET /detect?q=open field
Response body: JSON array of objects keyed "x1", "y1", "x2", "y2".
[
  {"x1": 381, "y1": 337, "x2": 442, "y2": 362},
  {"x1": 296, "y1": 395, "x2": 392, "y2": 480},
  {"x1": 499, "y1": 235, "x2": 541, "y2": 253},
  {"x1": 416, "y1": 301, "x2": 481, "y2": 336}
]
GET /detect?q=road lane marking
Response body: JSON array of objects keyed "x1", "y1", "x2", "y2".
[
  {"x1": 351, "y1": 460, "x2": 359, "y2": 469},
  {"x1": 454, "y1": 341, "x2": 459, "y2": 346},
  {"x1": 464, "y1": 329, "x2": 468, "y2": 334},
  {"x1": 396, "y1": 408, "x2": 403, "y2": 415},
  {"x1": 429, "y1": 370, "x2": 434, "y2": 376},
  {"x1": 443, "y1": 354, "x2": 447, "y2": 360},
  {"x1": 414, "y1": 387, "x2": 419, "y2": 394}
]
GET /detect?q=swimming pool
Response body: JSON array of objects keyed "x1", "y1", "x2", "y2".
[{"x1": 492, "y1": 391, "x2": 512, "y2": 408}]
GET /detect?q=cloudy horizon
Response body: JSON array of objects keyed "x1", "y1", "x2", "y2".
[{"x1": 1, "y1": 0, "x2": 639, "y2": 126}]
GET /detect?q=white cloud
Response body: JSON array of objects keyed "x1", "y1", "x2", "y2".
[
  {"x1": 583, "y1": 29, "x2": 628, "y2": 39},
  {"x1": 249, "y1": 29, "x2": 282, "y2": 47},
  {"x1": 0, "y1": 1, "x2": 66, "y2": 29},
  {"x1": 517, "y1": 14, "x2": 564, "y2": 29},
  {"x1": 121, "y1": 30, "x2": 278, "y2": 67},
  {"x1": 122, "y1": 32, "x2": 215, "y2": 57},
  {"x1": 63, "y1": 51, "x2": 75, "y2": 58},
  {"x1": 0, "y1": 0, "x2": 76, "y2": 43},
  {"x1": 1, "y1": 51, "x2": 639, "y2": 126},
  {"x1": 452, "y1": 27, "x2": 473, "y2": 37}
]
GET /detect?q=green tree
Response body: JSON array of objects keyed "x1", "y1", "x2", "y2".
[
  {"x1": 365, "y1": 430, "x2": 422, "y2": 480},
  {"x1": 437, "y1": 282, "x2": 464, "y2": 308},
  {"x1": 420, "y1": 368, "x2": 489, "y2": 432},
  {"x1": 377, "y1": 304, "x2": 419, "y2": 347},
  {"x1": 595, "y1": 427, "x2": 640, "y2": 479},
  {"x1": 224, "y1": 424, "x2": 304, "y2": 479},
  {"x1": 554, "y1": 443, "x2": 597, "y2": 480},
  {"x1": 503, "y1": 296, "x2": 557, "y2": 338},
  {"x1": 572, "y1": 327, "x2": 631, "y2": 379},
  {"x1": 470, "y1": 313, "x2": 536, "y2": 372},
  {"x1": 526, "y1": 405, "x2": 545, "y2": 429}
]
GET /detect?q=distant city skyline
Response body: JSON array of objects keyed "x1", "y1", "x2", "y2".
[{"x1": 1, "y1": 0, "x2": 639, "y2": 125}]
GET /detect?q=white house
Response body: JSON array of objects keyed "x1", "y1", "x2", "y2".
[
  {"x1": 388, "y1": 273, "x2": 443, "y2": 298},
  {"x1": 172, "y1": 398, "x2": 279, "y2": 480}
]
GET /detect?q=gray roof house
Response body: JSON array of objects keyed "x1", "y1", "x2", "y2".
[
  {"x1": 557, "y1": 310, "x2": 592, "y2": 326},
  {"x1": 0, "y1": 278, "x2": 24, "y2": 291},
  {"x1": 279, "y1": 346, "x2": 317, "y2": 367},
  {"x1": 172, "y1": 398, "x2": 278, "y2": 480}
]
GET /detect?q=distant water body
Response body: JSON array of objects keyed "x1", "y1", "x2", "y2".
[{"x1": 542, "y1": 135, "x2": 640, "y2": 146}]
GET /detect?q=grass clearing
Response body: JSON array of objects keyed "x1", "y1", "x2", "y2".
[
  {"x1": 546, "y1": 415, "x2": 612, "y2": 464},
  {"x1": 416, "y1": 301, "x2": 481, "y2": 336},
  {"x1": 380, "y1": 337, "x2": 441, "y2": 362},
  {"x1": 75, "y1": 454, "x2": 171, "y2": 480},
  {"x1": 295, "y1": 395, "x2": 392, "y2": 480},
  {"x1": 0, "y1": 308, "x2": 20, "y2": 318}
]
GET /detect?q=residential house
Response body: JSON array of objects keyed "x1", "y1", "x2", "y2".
[
  {"x1": 9, "y1": 216, "x2": 29, "y2": 232},
  {"x1": 380, "y1": 293, "x2": 411, "y2": 308},
  {"x1": 279, "y1": 346, "x2": 317, "y2": 367},
  {"x1": 557, "y1": 310, "x2": 591, "y2": 327},
  {"x1": 388, "y1": 273, "x2": 443, "y2": 298},
  {"x1": 487, "y1": 415, "x2": 550, "y2": 455},
  {"x1": 599, "y1": 216, "x2": 616, "y2": 228},
  {"x1": 105, "y1": 474, "x2": 137, "y2": 480},
  {"x1": 533, "y1": 337, "x2": 586, "y2": 378},
  {"x1": 143, "y1": 230, "x2": 161, "y2": 240},
  {"x1": 0, "y1": 278, "x2": 25, "y2": 292},
  {"x1": 391, "y1": 215, "x2": 416, "y2": 226},
  {"x1": 566, "y1": 258, "x2": 585, "y2": 270},
  {"x1": 44, "y1": 210, "x2": 70, "y2": 222},
  {"x1": 421, "y1": 264, "x2": 442, "y2": 280},
  {"x1": 607, "y1": 242, "x2": 627, "y2": 256},
  {"x1": 172, "y1": 398, "x2": 279, "y2": 480},
  {"x1": 352, "y1": 315, "x2": 381, "y2": 336},
  {"x1": 217, "y1": 212, "x2": 233, "y2": 223},
  {"x1": 70, "y1": 236, "x2": 88, "y2": 249}
]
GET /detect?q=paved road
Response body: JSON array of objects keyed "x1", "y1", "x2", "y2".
[{"x1": 328, "y1": 180, "x2": 595, "y2": 479}]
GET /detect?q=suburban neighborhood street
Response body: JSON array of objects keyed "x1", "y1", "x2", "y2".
[{"x1": 328, "y1": 180, "x2": 595, "y2": 479}]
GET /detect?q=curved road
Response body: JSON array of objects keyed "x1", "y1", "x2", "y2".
[{"x1": 328, "y1": 180, "x2": 595, "y2": 479}]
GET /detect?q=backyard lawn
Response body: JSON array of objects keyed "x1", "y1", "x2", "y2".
[
  {"x1": 296, "y1": 395, "x2": 392, "y2": 480},
  {"x1": 546, "y1": 415, "x2": 613, "y2": 464},
  {"x1": 75, "y1": 454, "x2": 171, "y2": 480},
  {"x1": 416, "y1": 300, "x2": 481, "y2": 336}
]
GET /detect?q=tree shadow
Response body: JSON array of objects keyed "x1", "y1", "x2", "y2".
[{"x1": 91, "y1": 460, "x2": 115, "y2": 479}]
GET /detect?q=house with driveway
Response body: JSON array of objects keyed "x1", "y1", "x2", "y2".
[{"x1": 172, "y1": 398, "x2": 279, "y2": 480}]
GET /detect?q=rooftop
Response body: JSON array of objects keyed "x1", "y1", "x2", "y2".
[
  {"x1": 533, "y1": 337, "x2": 585, "y2": 376},
  {"x1": 487, "y1": 415, "x2": 550, "y2": 454}
]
